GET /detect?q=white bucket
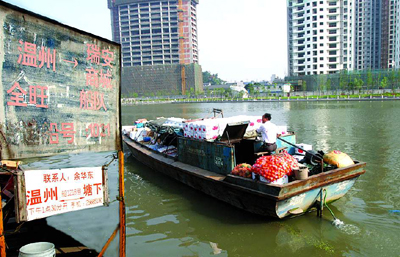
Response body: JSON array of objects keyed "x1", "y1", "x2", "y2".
[{"x1": 19, "y1": 242, "x2": 56, "y2": 257}]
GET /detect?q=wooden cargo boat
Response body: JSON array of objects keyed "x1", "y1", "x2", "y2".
[{"x1": 123, "y1": 120, "x2": 366, "y2": 219}]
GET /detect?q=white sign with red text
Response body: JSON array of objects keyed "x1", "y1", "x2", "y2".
[{"x1": 24, "y1": 167, "x2": 105, "y2": 221}]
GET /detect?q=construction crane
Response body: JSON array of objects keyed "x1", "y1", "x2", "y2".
[{"x1": 178, "y1": 0, "x2": 186, "y2": 95}]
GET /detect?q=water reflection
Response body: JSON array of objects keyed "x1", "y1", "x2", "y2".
[
  {"x1": 121, "y1": 101, "x2": 400, "y2": 256},
  {"x1": 122, "y1": 149, "x2": 370, "y2": 256},
  {"x1": 33, "y1": 101, "x2": 400, "y2": 256}
]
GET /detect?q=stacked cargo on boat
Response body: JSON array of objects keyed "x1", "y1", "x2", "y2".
[
  {"x1": 182, "y1": 115, "x2": 264, "y2": 140},
  {"x1": 122, "y1": 115, "x2": 294, "y2": 163},
  {"x1": 121, "y1": 112, "x2": 366, "y2": 219},
  {"x1": 123, "y1": 114, "x2": 358, "y2": 188}
]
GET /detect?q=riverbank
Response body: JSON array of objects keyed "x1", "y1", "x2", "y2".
[
  {"x1": 122, "y1": 94, "x2": 400, "y2": 105},
  {"x1": 6, "y1": 218, "x2": 98, "y2": 256},
  {"x1": 173, "y1": 95, "x2": 400, "y2": 104}
]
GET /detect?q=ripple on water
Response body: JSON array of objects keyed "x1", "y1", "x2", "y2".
[{"x1": 333, "y1": 219, "x2": 361, "y2": 235}]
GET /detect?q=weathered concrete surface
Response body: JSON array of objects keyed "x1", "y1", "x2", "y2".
[{"x1": 0, "y1": 3, "x2": 121, "y2": 159}]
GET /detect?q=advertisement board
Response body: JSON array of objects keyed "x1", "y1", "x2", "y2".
[{"x1": 20, "y1": 167, "x2": 108, "y2": 221}]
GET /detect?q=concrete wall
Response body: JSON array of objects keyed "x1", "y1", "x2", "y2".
[{"x1": 121, "y1": 63, "x2": 203, "y2": 96}]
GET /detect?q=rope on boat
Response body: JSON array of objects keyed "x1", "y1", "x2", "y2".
[{"x1": 323, "y1": 189, "x2": 338, "y2": 220}]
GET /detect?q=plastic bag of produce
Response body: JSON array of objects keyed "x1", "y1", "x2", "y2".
[
  {"x1": 252, "y1": 155, "x2": 292, "y2": 182},
  {"x1": 281, "y1": 150, "x2": 299, "y2": 176},
  {"x1": 323, "y1": 150, "x2": 354, "y2": 168},
  {"x1": 231, "y1": 163, "x2": 252, "y2": 178}
]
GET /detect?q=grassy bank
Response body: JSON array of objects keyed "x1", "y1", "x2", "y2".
[{"x1": 121, "y1": 92, "x2": 400, "y2": 105}]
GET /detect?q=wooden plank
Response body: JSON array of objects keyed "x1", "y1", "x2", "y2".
[
  {"x1": 0, "y1": 187, "x2": 5, "y2": 256},
  {"x1": 102, "y1": 166, "x2": 110, "y2": 206},
  {"x1": 0, "y1": 160, "x2": 21, "y2": 168},
  {"x1": 14, "y1": 170, "x2": 27, "y2": 222},
  {"x1": 277, "y1": 163, "x2": 366, "y2": 199}
]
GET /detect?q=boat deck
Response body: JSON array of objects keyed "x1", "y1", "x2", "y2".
[
  {"x1": 124, "y1": 136, "x2": 226, "y2": 182},
  {"x1": 123, "y1": 134, "x2": 366, "y2": 218}
]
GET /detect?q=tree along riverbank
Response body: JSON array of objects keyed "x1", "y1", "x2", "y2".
[{"x1": 121, "y1": 92, "x2": 400, "y2": 105}]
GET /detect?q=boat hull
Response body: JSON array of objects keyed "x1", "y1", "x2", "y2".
[
  {"x1": 123, "y1": 136, "x2": 366, "y2": 218},
  {"x1": 276, "y1": 178, "x2": 356, "y2": 218}
]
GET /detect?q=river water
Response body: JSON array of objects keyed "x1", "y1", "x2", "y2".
[{"x1": 26, "y1": 101, "x2": 400, "y2": 256}]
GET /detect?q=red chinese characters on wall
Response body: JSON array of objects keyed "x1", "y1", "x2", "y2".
[
  {"x1": 7, "y1": 82, "x2": 49, "y2": 108},
  {"x1": 79, "y1": 90, "x2": 107, "y2": 111},
  {"x1": 18, "y1": 39, "x2": 56, "y2": 71},
  {"x1": 7, "y1": 82, "x2": 27, "y2": 107},
  {"x1": 85, "y1": 68, "x2": 112, "y2": 89},
  {"x1": 7, "y1": 39, "x2": 53, "y2": 108},
  {"x1": 49, "y1": 123, "x2": 76, "y2": 144},
  {"x1": 82, "y1": 44, "x2": 115, "y2": 112},
  {"x1": 85, "y1": 123, "x2": 111, "y2": 138},
  {"x1": 86, "y1": 44, "x2": 114, "y2": 68}
]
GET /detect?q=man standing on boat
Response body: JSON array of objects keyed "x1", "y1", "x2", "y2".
[{"x1": 256, "y1": 113, "x2": 278, "y2": 153}]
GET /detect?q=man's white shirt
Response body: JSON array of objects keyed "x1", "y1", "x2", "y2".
[{"x1": 256, "y1": 121, "x2": 277, "y2": 144}]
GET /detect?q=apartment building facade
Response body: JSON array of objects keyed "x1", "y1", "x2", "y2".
[
  {"x1": 380, "y1": 0, "x2": 397, "y2": 69},
  {"x1": 396, "y1": 0, "x2": 400, "y2": 67},
  {"x1": 287, "y1": 0, "x2": 355, "y2": 76},
  {"x1": 288, "y1": 0, "x2": 400, "y2": 76},
  {"x1": 354, "y1": 0, "x2": 382, "y2": 70}
]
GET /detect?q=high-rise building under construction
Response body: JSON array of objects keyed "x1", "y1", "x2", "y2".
[
  {"x1": 108, "y1": 0, "x2": 199, "y2": 66},
  {"x1": 108, "y1": 0, "x2": 203, "y2": 96}
]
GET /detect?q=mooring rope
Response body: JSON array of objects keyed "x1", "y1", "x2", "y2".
[{"x1": 323, "y1": 189, "x2": 338, "y2": 220}]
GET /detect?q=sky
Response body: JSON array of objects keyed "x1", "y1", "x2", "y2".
[{"x1": 2, "y1": 0, "x2": 288, "y2": 82}]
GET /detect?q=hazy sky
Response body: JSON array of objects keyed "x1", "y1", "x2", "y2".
[{"x1": 2, "y1": 0, "x2": 287, "y2": 82}]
